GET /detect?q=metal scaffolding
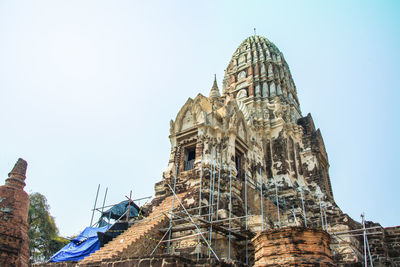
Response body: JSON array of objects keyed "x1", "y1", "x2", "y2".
[{"x1": 149, "y1": 147, "x2": 322, "y2": 264}]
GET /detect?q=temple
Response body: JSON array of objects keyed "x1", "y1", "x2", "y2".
[{"x1": 32, "y1": 36, "x2": 400, "y2": 266}]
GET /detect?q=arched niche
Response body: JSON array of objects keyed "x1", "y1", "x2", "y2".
[
  {"x1": 255, "y1": 84, "x2": 260, "y2": 97},
  {"x1": 277, "y1": 84, "x2": 282, "y2": 95},
  {"x1": 262, "y1": 82, "x2": 268, "y2": 97},
  {"x1": 238, "y1": 70, "x2": 246, "y2": 80},
  {"x1": 270, "y1": 82, "x2": 276, "y2": 97},
  {"x1": 261, "y1": 64, "x2": 266, "y2": 74},
  {"x1": 268, "y1": 64, "x2": 273, "y2": 78}
]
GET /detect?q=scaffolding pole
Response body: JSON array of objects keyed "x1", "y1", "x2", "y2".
[
  {"x1": 165, "y1": 212, "x2": 251, "y2": 239},
  {"x1": 214, "y1": 151, "x2": 222, "y2": 251},
  {"x1": 292, "y1": 205, "x2": 298, "y2": 226},
  {"x1": 126, "y1": 190, "x2": 132, "y2": 222},
  {"x1": 273, "y1": 176, "x2": 281, "y2": 228},
  {"x1": 163, "y1": 232, "x2": 208, "y2": 242},
  {"x1": 98, "y1": 187, "x2": 108, "y2": 226},
  {"x1": 208, "y1": 148, "x2": 214, "y2": 224},
  {"x1": 151, "y1": 225, "x2": 172, "y2": 256},
  {"x1": 332, "y1": 226, "x2": 381, "y2": 235},
  {"x1": 164, "y1": 214, "x2": 256, "y2": 230},
  {"x1": 319, "y1": 195, "x2": 324, "y2": 230},
  {"x1": 362, "y1": 213, "x2": 368, "y2": 266},
  {"x1": 90, "y1": 184, "x2": 100, "y2": 227},
  {"x1": 92, "y1": 196, "x2": 152, "y2": 211},
  {"x1": 208, "y1": 148, "x2": 216, "y2": 257},
  {"x1": 299, "y1": 187, "x2": 307, "y2": 227},
  {"x1": 245, "y1": 171, "x2": 248, "y2": 265},
  {"x1": 167, "y1": 154, "x2": 180, "y2": 254},
  {"x1": 259, "y1": 168, "x2": 264, "y2": 231},
  {"x1": 366, "y1": 235, "x2": 374, "y2": 267},
  {"x1": 324, "y1": 208, "x2": 329, "y2": 232},
  {"x1": 228, "y1": 166, "x2": 232, "y2": 260},
  {"x1": 167, "y1": 184, "x2": 220, "y2": 261},
  {"x1": 197, "y1": 151, "x2": 204, "y2": 259},
  {"x1": 336, "y1": 232, "x2": 382, "y2": 238},
  {"x1": 361, "y1": 213, "x2": 374, "y2": 267}
]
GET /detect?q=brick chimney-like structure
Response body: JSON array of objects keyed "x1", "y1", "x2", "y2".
[
  {"x1": 252, "y1": 227, "x2": 334, "y2": 266},
  {"x1": 0, "y1": 158, "x2": 30, "y2": 267}
]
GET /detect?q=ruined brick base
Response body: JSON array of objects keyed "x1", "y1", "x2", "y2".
[
  {"x1": 32, "y1": 254, "x2": 248, "y2": 267},
  {"x1": 0, "y1": 185, "x2": 30, "y2": 267},
  {"x1": 252, "y1": 227, "x2": 334, "y2": 266}
]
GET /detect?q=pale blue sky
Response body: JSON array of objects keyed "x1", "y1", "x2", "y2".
[{"x1": 0, "y1": 0, "x2": 399, "y2": 236}]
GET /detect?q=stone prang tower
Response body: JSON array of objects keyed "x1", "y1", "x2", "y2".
[
  {"x1": 79, "y1": 36, "x2": 399, "y2": 266},
  {"x1": 154, "y1": 35, "x2": 355, "y2": 264}
]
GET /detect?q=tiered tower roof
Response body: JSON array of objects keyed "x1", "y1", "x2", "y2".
[{"x1": 223, "y1": 36, "x2": 301, "y2": 117}]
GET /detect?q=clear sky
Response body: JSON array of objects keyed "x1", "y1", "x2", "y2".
[{"x1": 0, "y1": 0, "x2": 399, "y2": 237}]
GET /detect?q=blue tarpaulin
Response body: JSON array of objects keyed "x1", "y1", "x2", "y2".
[{"x1": 50, "y1": 225, "x2": 110, "y2": 262}]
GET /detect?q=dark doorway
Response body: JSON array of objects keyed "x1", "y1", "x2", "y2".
[
  {"x1": 235, "y1": 150, "x2": 244, "y2": 180},
  {"x1": 184, "y1": 146, "x2": 196, "y2": 171}
]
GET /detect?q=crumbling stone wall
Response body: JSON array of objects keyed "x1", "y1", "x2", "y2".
[
  {"x1": 298, "y1": 113, "x2": 333, "y2": 201},
  {"x1": 384, "y1": 226, "x2": 400, "y2": 265},
  {"x1": 0, "y1": 158, "x2": 30, "y2": 267},
  {"x1": 361, "y1": 222, "x2": 400, "y2": 266}
]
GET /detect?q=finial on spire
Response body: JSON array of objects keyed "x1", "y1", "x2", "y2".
[
  {"x1": 6, "y1": 158, "x2": 27, "y2": 189},
  {"x1": 209, "y1": 74, "x2": 221, "y2": 99},
  {"x1": 254, "y1": 28, "x2": 256, "y2": 36}
]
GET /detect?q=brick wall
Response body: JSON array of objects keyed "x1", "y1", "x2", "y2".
[{"x1": 252, "y1": 227, "x2": 333, "y2": 266}]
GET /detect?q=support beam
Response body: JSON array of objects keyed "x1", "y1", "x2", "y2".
[
  {"x1": 197, "y1": 152, "x2": 204, "y2": 260},
  {"x1": 90, "y1": 184, "x2": 100, "y2": 227}
]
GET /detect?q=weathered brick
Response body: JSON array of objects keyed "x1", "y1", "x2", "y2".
[
  {"x1": 252, "y1": 227, "x2": 333, "y2": 266},
  {"x1": 0, "y1": 158, "x2": 29, "y2": 267}
]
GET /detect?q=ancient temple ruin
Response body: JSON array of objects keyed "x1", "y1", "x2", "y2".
[
  {"x1": 37, "y1": 36, "x2": 399, "y2": 266},
  {"x1": 0, "y1": 159, "x2": 30, "y2": 267}
]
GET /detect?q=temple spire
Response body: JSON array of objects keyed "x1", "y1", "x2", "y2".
[
  {"x1": 6, "y1": 158, "x2": 27, "y2": 189},
  {"x1": 209, "y1": 74, "x2": 221, "y2": 99}
]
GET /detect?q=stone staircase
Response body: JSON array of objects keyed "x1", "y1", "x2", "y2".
[{"x1": 78, "y1": 193, "x2": 186, "y2": 266}]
